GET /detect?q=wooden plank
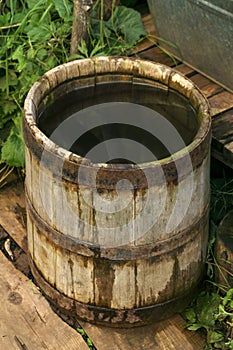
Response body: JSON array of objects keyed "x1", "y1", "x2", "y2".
[
  {"x1": 190, "y1": 74, "x2": 223, "y2": 98},
  {"x1": 211, "y1": 143, "x2": 233, "y2": 170},
  {"x1": 174, "y1": 63, "x2": 195, "y2": 77},
  {"x1": 212, "y1": 109, "x2": 233, "y2": 144},
  {"x1": 137, "y1": 46, "x2": 178, "y2": 67},
  {"x1": 142, "y1": 13, "x2": 156, "y2": 37},
  {"x1": 0, "y1": 179, "x2": 27, "y2": 251},
  {"x1": 0, "y1": 252, "x2": 89, "y2": 350},
  {"x1": 211, "y1": 109, "x2": 233, "y2": 169},
  {"x1": 208, "y1": 91, "x2": 233, "y2": 116},
  {"x1": 79, "y1": 314, "x2": 205, "y2": 350}
]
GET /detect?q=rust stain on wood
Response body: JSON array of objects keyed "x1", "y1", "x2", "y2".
[{"x1": 94, "y1": 257, "x2": 115, "y2": 308}]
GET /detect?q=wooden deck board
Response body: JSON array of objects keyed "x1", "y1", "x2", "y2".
[
  {"x1": 209, "y1": 91, "x2": 233, "y2": 117},
  {"x1": 212, "y1": 110, "x2": 233, "y2": 144},
  {"x1": 79, "y1": 314, "x2": 205, "y2": 350},
  {"x1": 0, "y1": 251, "x2": 89, "y2": 350},
  {"x1": 189, "y1": 74, "x2": 223, "y2": 98},
  {"x1": 173, "y1": 63, "x2": 195, "y2": 76},
  {"x1": 0, "y1": 178, "x2": 26, "y2": 251},
  {"x1": 137, "y1": 45, "x2": 179, "y2": 67}
]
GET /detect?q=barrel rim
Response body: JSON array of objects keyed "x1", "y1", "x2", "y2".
[{"x1": 23, "y1": 56, "x2": 211, "y2": 171}]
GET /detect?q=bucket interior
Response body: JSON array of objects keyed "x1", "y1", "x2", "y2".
[{"x1": 37, "y1": 79, "x2": 199, "y2": 165}]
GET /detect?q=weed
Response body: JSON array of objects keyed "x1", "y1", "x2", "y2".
[
  {"x1": 0, "y1": 0, "x2": 147, "y2": 170},
  {"x1": 184, "y1": 170, "x2": 233, "y2": 350},
  {"x1": 0, "y1": 164, "x2": 14, "y2": 188},
  {"x1": 0, "y1": 0, "x2": 74, "y2": 168},
  {"x1": 77, "y1": 328, "x2": 96, "y2": 349},
  {"x1": 183, "y1": 289, "x2": 233, "y2": 349}
]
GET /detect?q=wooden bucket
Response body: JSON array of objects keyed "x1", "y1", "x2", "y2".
[{"x1": 23, "y1": 57, "x2": 211, "y2": 327}]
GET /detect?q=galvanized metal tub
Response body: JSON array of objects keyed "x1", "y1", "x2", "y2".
[
  {"x1": 23, "y1": 56, "x2": 211, "y2": 327},
  {"x1": 147, "y1": 0, "x2": 233, "y2": 92}
]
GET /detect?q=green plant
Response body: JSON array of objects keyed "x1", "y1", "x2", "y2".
[
  {"x1": 0, "y1": 0, "x2": 147, "y2": 171},
  {"x1": 0, "y1": 0, "x2": 74, "y2": 168},
  {"x1": 183, "y1": 289, "x2": 233, "y2": 349},
  {"x1": 0, "y1": 164, "x2": 14, "y2": 188},
  {"x1": 72, "y1": 2, "x2": 147, "y2": 58},
  {"x1": 77, "y1": 328, "x2": 95, "y2": 349},
  {"x1": 183, "y1": 170, "x2": 233, "y2": 349}
]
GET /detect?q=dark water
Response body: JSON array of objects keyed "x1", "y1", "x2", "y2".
[{"x1": 38, "y1": 82, "x2": 198, "y2": 164}]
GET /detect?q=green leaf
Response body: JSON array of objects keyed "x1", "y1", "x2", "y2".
[
  {"x1": 209, "y1": 331, "x2": 224, "y2": 344},
  {"x1": 27, "y1": 48, "x2": 35, "y2": 60},
  {"x1": 1, "y1": 122, "x2": 25, "y2": 167},
  {"x1": 86, "y1": 338, "x2": 93, "y2": 346},
  {"x1": 52, "y1": 0, "x2": 71, "y2": 18},
  {"x1": 196, "y1": 292, "x2": 221, "y2": 327},
  {"x1": 45, "y1": 56, "x2": 58, "y2": 69},
  {"x1": 187, "y1": 324, "x2": 203, "y2": 331},
  {"x1": 0, "y1": 70, "x2": 18, "y2": 91},
  {"x1": 223, "y1": 289, "x2": 233, "y2": 306},
  {"x1": 0, "y1": 13, "x2": 11, "y2": 26},
  {"x1": 37, "y1": 48, "x2": 48, "y2": 60},
  {"x1": 216, "y1": 304, "x2": 229, "y2": 322},
  {"x1": 90, "y1": 40, "x2": 106, "y2": 57},
  {"x1": 26, "y1": 0, "x2": 41, "y2": 9},
  {"x1": 0, "y1": 120, "x2": 13, "y2": 144},
  {"x1": 109, "y1": 6, "x2": 147, "y2": 45},
  {"x1": 12, "y1": 12, "x2": 27, "y2": 24},
  {"x1": 183, "y1": 308, "x2": 197, "y2": 323},
  {"x1": 0, "y1": 97, "x2": 18, "y2": 116},
  {"x1": 225, "y1": 340, "x2": 233, "y2": 349},
  {"x1": 77, "y1": 328, "x2": 85, "y2": 336},
  {"x1": 77, "y1": 39, "x2": 89, "y2": 58},
  {"x1": 27, "y1": 24, "x2": 52, "y2": 42},
  {"x1": 11, "y1": 46, "x2": 26, "y2": 71}
]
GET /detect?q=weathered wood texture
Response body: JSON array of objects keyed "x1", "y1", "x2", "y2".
[
  {"x1": 0, "y1": 176, "x2": 27, "y2": 251},
  {"x1": 0, "y1": 250, "x2": 89, "y2": 350},
  {"x1": 80, "y1": 314, "x2": 205, "y2": 350},
  {"x1": 211, "y1": 109, "x2": 233, "y2": 169},
  {"x1": 0, "y1": 180, "x2": 206, "y2": 349},
  {"x1": 141, "y1": 15, "x2": 233, "y2": 169},
  {"x1": 215, "y1": 209, "x2": 233, "y2": 288},
  {"x1": 23, "y1": 56, "x2": 211, "y2": 327}
]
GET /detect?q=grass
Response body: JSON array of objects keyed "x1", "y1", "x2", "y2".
[
  {"x1": 183, "y1": 159, "x2": 233, "y2": 350},
  {"x1": 0, "y1": 164, "x2": 14, "y2": 188},
  {"x1": 0, "y1": 0, "x2": 148, "y2": 169},
  {"x1": 77, "y1": 328, "x2": 96, "y2": 350}
]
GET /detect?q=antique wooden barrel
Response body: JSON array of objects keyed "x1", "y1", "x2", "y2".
[{"x1": 23, "y1": 57, "x2": 211, "y2": 327}]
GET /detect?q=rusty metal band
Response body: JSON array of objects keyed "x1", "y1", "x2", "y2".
[
  {"x1": 25, "y1": 189, "x2": 209, "y2": 260},
  {"x1": 28, "y1": 253, "x2": 204, "y2": 327},
  {"x1": 23, "y1": 118, "x2": 211, "y2": 189}
]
